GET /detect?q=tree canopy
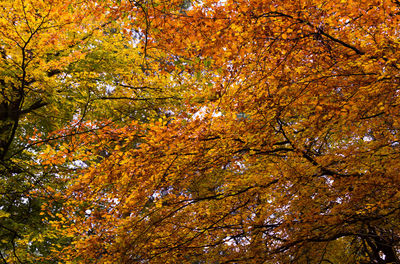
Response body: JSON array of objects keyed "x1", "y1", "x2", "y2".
[{"x1": 1, "y1": 0, "x2": 400, "y2": 263}]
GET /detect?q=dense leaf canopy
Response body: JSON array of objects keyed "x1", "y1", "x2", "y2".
[{"x1": 1, "y1": 0, "x2": 400, "y2": 263}]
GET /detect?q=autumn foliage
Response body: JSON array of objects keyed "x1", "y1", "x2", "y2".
[{"x1": 1, "y1": 0, "x2": 400, "y2": 263}]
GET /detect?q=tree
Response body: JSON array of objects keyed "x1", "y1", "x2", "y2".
[
  {"x1": 39, "y1": 0, "x2": 400, "y2": 263},
  {"x1": 0, "y1": 0, "x2": 95, "y2": 261},
  {"x1": 0, "y1": 0, "x2": 183, "y2": 262}
]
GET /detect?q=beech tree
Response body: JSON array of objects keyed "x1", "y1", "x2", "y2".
[
  {"x1": 5, "y1": 0, "x2": 400, "y2": 263},
  {"x1": 0, "y1": 0, "x2": 181, "y2": 262},
  {"x1": 0, "y1": 0, "x2": 94, "y2": 261}
]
